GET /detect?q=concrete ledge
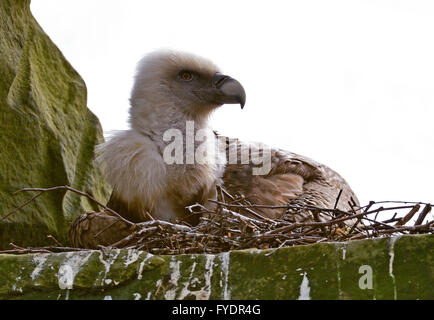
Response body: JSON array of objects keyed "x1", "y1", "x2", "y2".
[{"x1": 0, "y1": 234, "x2": 432, "y2": 300}]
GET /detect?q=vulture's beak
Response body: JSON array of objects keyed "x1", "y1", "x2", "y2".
[{"x1": 212, "y1": 72, "x2": 246, "y2": 109}]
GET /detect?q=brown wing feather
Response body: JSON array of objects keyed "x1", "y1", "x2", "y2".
[
  {"x1": 220, "y1": 135, "x2": 359, "y2": 221},
  {"x1": 69, "y1": 211, "x2": 131, "y2": 249}
]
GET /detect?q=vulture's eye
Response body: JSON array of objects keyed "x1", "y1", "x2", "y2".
[{"x1": 179, "y1": 71, "x2": 194, "y2": 82}]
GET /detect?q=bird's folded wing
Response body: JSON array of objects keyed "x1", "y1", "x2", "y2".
[
  {"x1": 219, "y1": 135, "x2": 359, "y2": 220},
  {"x1": 69, "y1": 211, "x2": 131, "y2": 249}
]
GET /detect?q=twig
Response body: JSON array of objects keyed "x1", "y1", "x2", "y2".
[
  {"x1": 395, "y1": 204, "x2": 420, "y2": 226},
  {"x1": 0, "y1": 191, "x2": 44, "y2": 222},
  {"x1": 12, "y1": 186, "x2": 134, "y2": 226},
  {"x1": 414, "y1": 204, "x2": 431, "y2": 226},
  {"x1": 334, "y1": 189, "x2": 343, "y2": 209},
  {"x1": 47, "y1": 235, "x2": 63, "y2": 247}
]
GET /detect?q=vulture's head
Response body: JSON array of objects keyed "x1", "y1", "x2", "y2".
[{"x1": 129, "y1": 50, "x2": 246, "y2": 130}]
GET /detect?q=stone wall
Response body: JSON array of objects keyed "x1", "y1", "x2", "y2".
[
  {"x1": 0, "y1": 0, "x2": 110, "y2": 249},
  {"x1": 1, "y1": 234, "x2": 432, "y2": 300}
]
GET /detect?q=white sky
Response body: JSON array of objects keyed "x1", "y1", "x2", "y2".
[{"x1": 31, "y1": 0, "x2": 434, "y2": 206}]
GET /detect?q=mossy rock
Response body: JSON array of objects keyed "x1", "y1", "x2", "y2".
[
  {"x1": 0, "y1": 234, "x2": 432, "y2": 300},
  {"x1": 0, "y1": 0, "x2": 111, "y2": 249}
]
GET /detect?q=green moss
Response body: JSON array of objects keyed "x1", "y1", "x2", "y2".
[
  {"x1": 0, "y1": 234, "x2": 432, "y2": 300},
  {"x1": 392, "y1": 234, "x2": 434, "y2": 299},
  {"x1": 0, "y1": 0, "x2": 110, "y2": 248}
]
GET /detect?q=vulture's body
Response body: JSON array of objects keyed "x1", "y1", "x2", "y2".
[{"x1": 69, "y1": 50, "x2": 359, "y2": 248}]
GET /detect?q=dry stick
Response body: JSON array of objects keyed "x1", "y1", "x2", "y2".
[
  {"x1": 377, "y1": 213, "x2": 398, "y2": 224},
  {"x1": 209, "y1": 200, "x2": 355, "y2": 217},
  {"x1": 383, "y1": 212, "x2": 401, "y2": 223},
  {"x1": 5, "y1": 183, "x2": 432, "y2": 254},
  {"x1": 134, "y1": 199, "x2": 432, "y2": 253},
  {"x1": 0, "y1": 191, "x2": 44, "y2": 222},
  {"x1": 312, "y1": 210, "x2": 327, "y2": 234},
  {"x1": 218, "y1": 185, "x2": 236, "y2": 201},
  {"x1": 395, "y1": 204, "x2": 420, "y2": 226},
  {"x1": 347, "y1": 199, "x2": 369, "y2": 236},
  {"x1": 145, "y1": 211, "x2": 155, "y2": 221},
  {"x1": 40, "y1": 246, "x2": 90, "y2": 252},
  {"x1": 411, "y1": 204, "x2": 432, "y2": 234},
  {"x1": 350, "y1": 221, "x2": 434, "y2": 240},
  {"x1": 358, "y1": 200, "x2": 432, "y2": 210},
  {"x1": 0, "y1": 248, "x2": 51, "y2": 254},
  {"x1": 377, "y1": 217, "x2": 401, "y2": 224},
  {"x1": 414, "y1": 204, "x2": 432, "y2": 226},
  {"x1": 0, "y1": 243, "x2": 88, "y2": 255},
  {"x1": 264, "y1": 239, "x2": 293, "y2": 256},
  {"x1": 347, "y1": 216, "x2": 363, "y2": 236},
  {"x1": 93, "y1": 219, "x2": 122, "y2": 239},
  {"x1": 350, "y1": 197, "x2": 358, "y2": 208},
  {"x1": 136, "y1": 219, "x2": 192, "y2": 232},
  {"x1": 360, "y1": 217, "x2": 398, "y2": 230},
  {"x1": 218, "y1": 207, "x2": 267, "y2": 226},
  {"x1": 47, "y1": 235, "x2": 63, "y2": 247},
  {"x1": 209, "y1": 199, "x2": 272, "y2": 222},
  {"x1": 334, "y1": 189, "x2": 343, "y2": 210},
  {"x1": 265, "y1": 205, "x2": 415, "y2": 235},
  {"x1": 216, "y1": 185, "x2": 225, "y2": 204},
  {"x1": 13, "y1": 186, "x2": 134, "y2": 226},
  {"x1": 9, "y1": 243, "x2": 27, "y2": 251}
]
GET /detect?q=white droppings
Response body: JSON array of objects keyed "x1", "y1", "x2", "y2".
[
  {"x1": 296, "y1": 268, "x2": 302, "y2": 271},
  {"x1": 146, "y1": 291, "x2": 152, "y2": 300},
  {"x1": 336, "y1": 244, "x2": 346, "y2": 298},
  {"x1": 105, "y1": 279, "x2": 112, "y2": 285},
  {"x1": 98, "y1": 249, "x2": 120, "y2": 285},
  {"x1": 155, "y1": 279, "x2": 162, "y2": 288},
  {"x1": 389, "y1": 236, "x2": 401, "y2": 300},
  {"x1": 336, "y1": 262, "x2": 342, "y2": 299},
  {"x1": 282, "y1": 275, "x2": 287, "y2": 280},
  {"x1": 137, "y1": 253, "x2": 154, "y2": 280},
  {"x1": 178, "y1": 262, "x2": 197, "y2": 300},
  {"x1": 58, "y1": 264, "x2": 74, "y2": 290},
  {"x1": 99, "y1": 249, "x2": 120, "y2": 274},
  {"x1": 12, "y1": 274, "x2": 23, "y2": 293},
  {"x1": 164, "y1": 256, "x2": 182, "y2": 300},
  {"x1": 30, "y1": 254, "x2": 49, "y2": 280},
  {"x1": 12, "y1": 284, "x2": 23, "y2": 293},
  {"x1": 172, "y1": 254, "x2": 216, "y2": 300},
  {"x1": 133, "y1": 293, "x2": 141, "y2": 300},
  {"x1": 297, "y1": 272, "x2": 311, "y2": 300},
  {"x1": 200, "y1": 254, "x2": 216, "y2": 300},
  {"x1": 104, "y1": 295, "x2": 112, "y2": 300},
  {"x1": 124, "y1": 249, "x2": 142, "y2": 267},
  {"x1": 57, "y1": 251, "x2": 93, "y2": 290},
  {"x1": 220, "y1": 252, "x2": 231, "y2": 300}
]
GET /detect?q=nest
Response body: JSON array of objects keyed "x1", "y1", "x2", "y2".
[{"x1": 0, "y1": 185, "x2": 433, "y2": 255}]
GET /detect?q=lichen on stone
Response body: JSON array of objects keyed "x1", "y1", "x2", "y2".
[{"x1": 0, "y1": 0, "x2": 111, "y2": 249}]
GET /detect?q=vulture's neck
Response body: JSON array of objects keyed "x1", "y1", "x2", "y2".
[{"x1": 130, "y1": 102, "x2": 214, "y2": 146}]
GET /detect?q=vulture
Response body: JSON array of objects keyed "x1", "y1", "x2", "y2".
[{"x1": 69, "y1": 50, "x2": 359, "y2": 248}]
